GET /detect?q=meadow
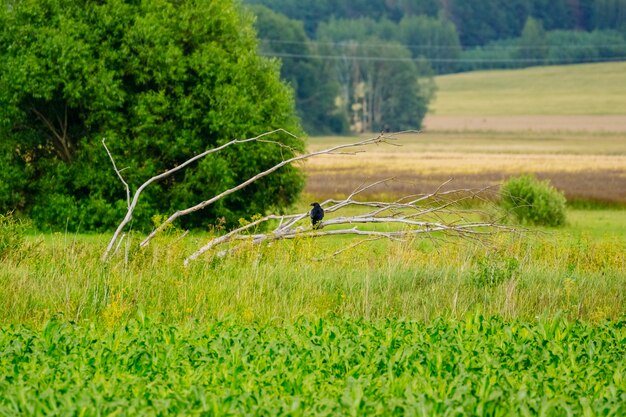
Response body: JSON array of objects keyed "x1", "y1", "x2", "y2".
[
  {"x1": 1, "y1": 208, "x2": 625, "y2": 325},
  {"x1": 2, "y1": 62, "x2": 626, "y2": 415},
  {"x1": 430, "y1": 61, "x2": 626, "y2": 116}
]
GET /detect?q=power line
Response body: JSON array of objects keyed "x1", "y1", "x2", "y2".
[
  {"x1": 259, "y1": 51, "x2": 626, "y2": 64},
  {"x1": 259, "y1": 38, "x2": 626, "y2": 51}
]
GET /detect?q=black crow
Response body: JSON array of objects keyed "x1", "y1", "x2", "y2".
[{"x1": 310, "y1": 202, "x2": 324, "y2": 228}]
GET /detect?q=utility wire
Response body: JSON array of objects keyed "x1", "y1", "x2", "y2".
[
  {"x1": 259, "y1": 51, "x2": 626, "y2": 63},
  {"x1": 260, "y1": 38, "x2": 626, "y2": 51}
]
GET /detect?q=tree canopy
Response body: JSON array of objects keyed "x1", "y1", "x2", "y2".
[{"x1": 0, "y1": 0, "x2": 305, "y2": 232}]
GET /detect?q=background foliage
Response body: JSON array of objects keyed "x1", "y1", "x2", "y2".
[
  {"x1": 244, "y1": 0, "x2": 626, "y2": 133},
  {"x1": 0, "y1": 0, "x2": 305, "y2": 232}
]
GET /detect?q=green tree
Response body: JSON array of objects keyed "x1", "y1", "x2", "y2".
[
  {"x1": 0, "y1": 0, "x2": 304, "y2": 232},
  {"x1": 445, "y1": 0, "x2": 532, "y2": 46},
  {"x1": 250, "y1": 5, "x2": 346, "y2": 134},
  {"x1": 515, "y1": 17, "x2": 549, "y2": 66},
  {"x1": 398, "y1": 15, "x2": 462, "y2": 74},
  {"x1": 328, "y1": 39, "x2": 434, "y2": 133},
  {"x1": 531, "y1": 0, "x2": 576, "y2": 30},
  {"x1": 593, "y1": 0, "x2": 626, "y2": 31}
]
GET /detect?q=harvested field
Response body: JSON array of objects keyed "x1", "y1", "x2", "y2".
[
  {"x1": 303, "y1": 131, "x2": 626, "y2": 203},
  {"x1": 305, "y1": 169, "x2": 626, "y2": 204}
]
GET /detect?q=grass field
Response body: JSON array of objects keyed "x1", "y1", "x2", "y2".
[
  {"x1": 430, "y1": 61, "x2": 626, "y2": 116},
  {"x1": 2, "y1": 207, "x2": 625, "y2": 326}
]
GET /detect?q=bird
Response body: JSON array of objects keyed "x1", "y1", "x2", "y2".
[{"x1": 310, "y1": 202, "x2": 324, "y2": 229}]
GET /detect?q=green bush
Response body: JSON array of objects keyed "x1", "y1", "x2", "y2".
[
  {"x1": 0, "y1": 0, "x2": 304, "y2": 232},
  {"x1": 500, "y1": 175, "x2": 566, "y2": 226}
]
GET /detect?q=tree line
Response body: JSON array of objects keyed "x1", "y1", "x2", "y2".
[
  {"x1": 245, "y1": 0, "x2": 626, "y2": 45},
  {"x1": 245, "y1": 0, "x2": 626, "y2": 134}
]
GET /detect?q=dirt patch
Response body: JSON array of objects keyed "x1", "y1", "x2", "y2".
[{"x1": 423, "y1": 115, "x2": 626, "y2": 132}]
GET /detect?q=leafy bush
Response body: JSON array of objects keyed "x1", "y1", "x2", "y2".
[
  {"x1": 500, "y1": 175, "x2": 566, "y2": 226},
  {"x1": 0, "y1": 0, "x2": 304, "y2": 232}
]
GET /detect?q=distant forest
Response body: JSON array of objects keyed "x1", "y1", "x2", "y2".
[{"x1": 243, "y1": 0, "x2": 626, "y2": 133}]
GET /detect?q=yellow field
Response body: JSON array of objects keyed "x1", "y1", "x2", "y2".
[{"x1": 303, "y1": 131, "x2": 626, "y2": 203}]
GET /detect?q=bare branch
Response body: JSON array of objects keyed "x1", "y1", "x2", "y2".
[
  {"x1": 112, "y1": 233, "x2": 126, "y2": 257},
  {"x1": 183, "y1": 181, "x2": 514, "y2": 266},
  {"x1": 139, "y1": 131, "x2": 397, "y2": 249},
  {"x1": 30, "y1": 107, "x2": 72, "y2": 163},
  {"x1": 101, "y1": 128, "x2": 514, "y2": 267},
  {"x1": 102, "y1": 138, "x2": 131, "y2": 209},
  {"x1": 101, "y1": 129, "x2": 298, "y2": 262}
]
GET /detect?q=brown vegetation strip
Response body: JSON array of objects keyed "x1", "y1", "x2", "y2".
[
  {"x1": 304, "y1": 169, "x2": 626, "y2": 204},
  {"x1": 304, "y1": 130, "x2": 626, "y2": 203}
]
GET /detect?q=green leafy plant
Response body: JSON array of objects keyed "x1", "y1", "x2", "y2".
[
  {"x1": 470, "y1": 250, "x2": 519, "y2": 287},
  {"x1": 1, "y1": 316, "x2": 625, "y2": 415},
  {"x1": 0, "y1": 212, "x2": 27, "y2": 260},
  {"x1": 500, "y1": 175, "x2": 566, "y2": 226}
]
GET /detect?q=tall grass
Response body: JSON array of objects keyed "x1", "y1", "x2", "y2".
[{"x1": 1, "y1": 209, "x2": 624, "y2": 328}]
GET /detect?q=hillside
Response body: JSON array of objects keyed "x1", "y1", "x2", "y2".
[{"x1": 430, "y1": 61, "x2": 626, "y2": 116}]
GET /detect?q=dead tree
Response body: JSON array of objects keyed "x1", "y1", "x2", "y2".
[
  {"x1": 102, "y1": 130, "x2": 511, "y2": 265},
  {"x1": 102, "y1": 129, "x2": 400, "y2": 261}
]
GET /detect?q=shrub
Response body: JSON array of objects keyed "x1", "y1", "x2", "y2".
[
  {"x1": 0, "y1": 212, "x2": 26, "y2": 260},
  {"x1": 469, "y1": 250, "x2": 519, "y2": 287},
  {"x1": 500, "y1": 175, "x2": 566, "y2": 226}
]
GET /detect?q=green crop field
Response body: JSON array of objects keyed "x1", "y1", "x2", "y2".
[
  {"x1": 430, "y1": 61, "x2": 626, "y2": 116},
  {"x1": 2, "y1": 316, "x2": 625, "y2": 416}
]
